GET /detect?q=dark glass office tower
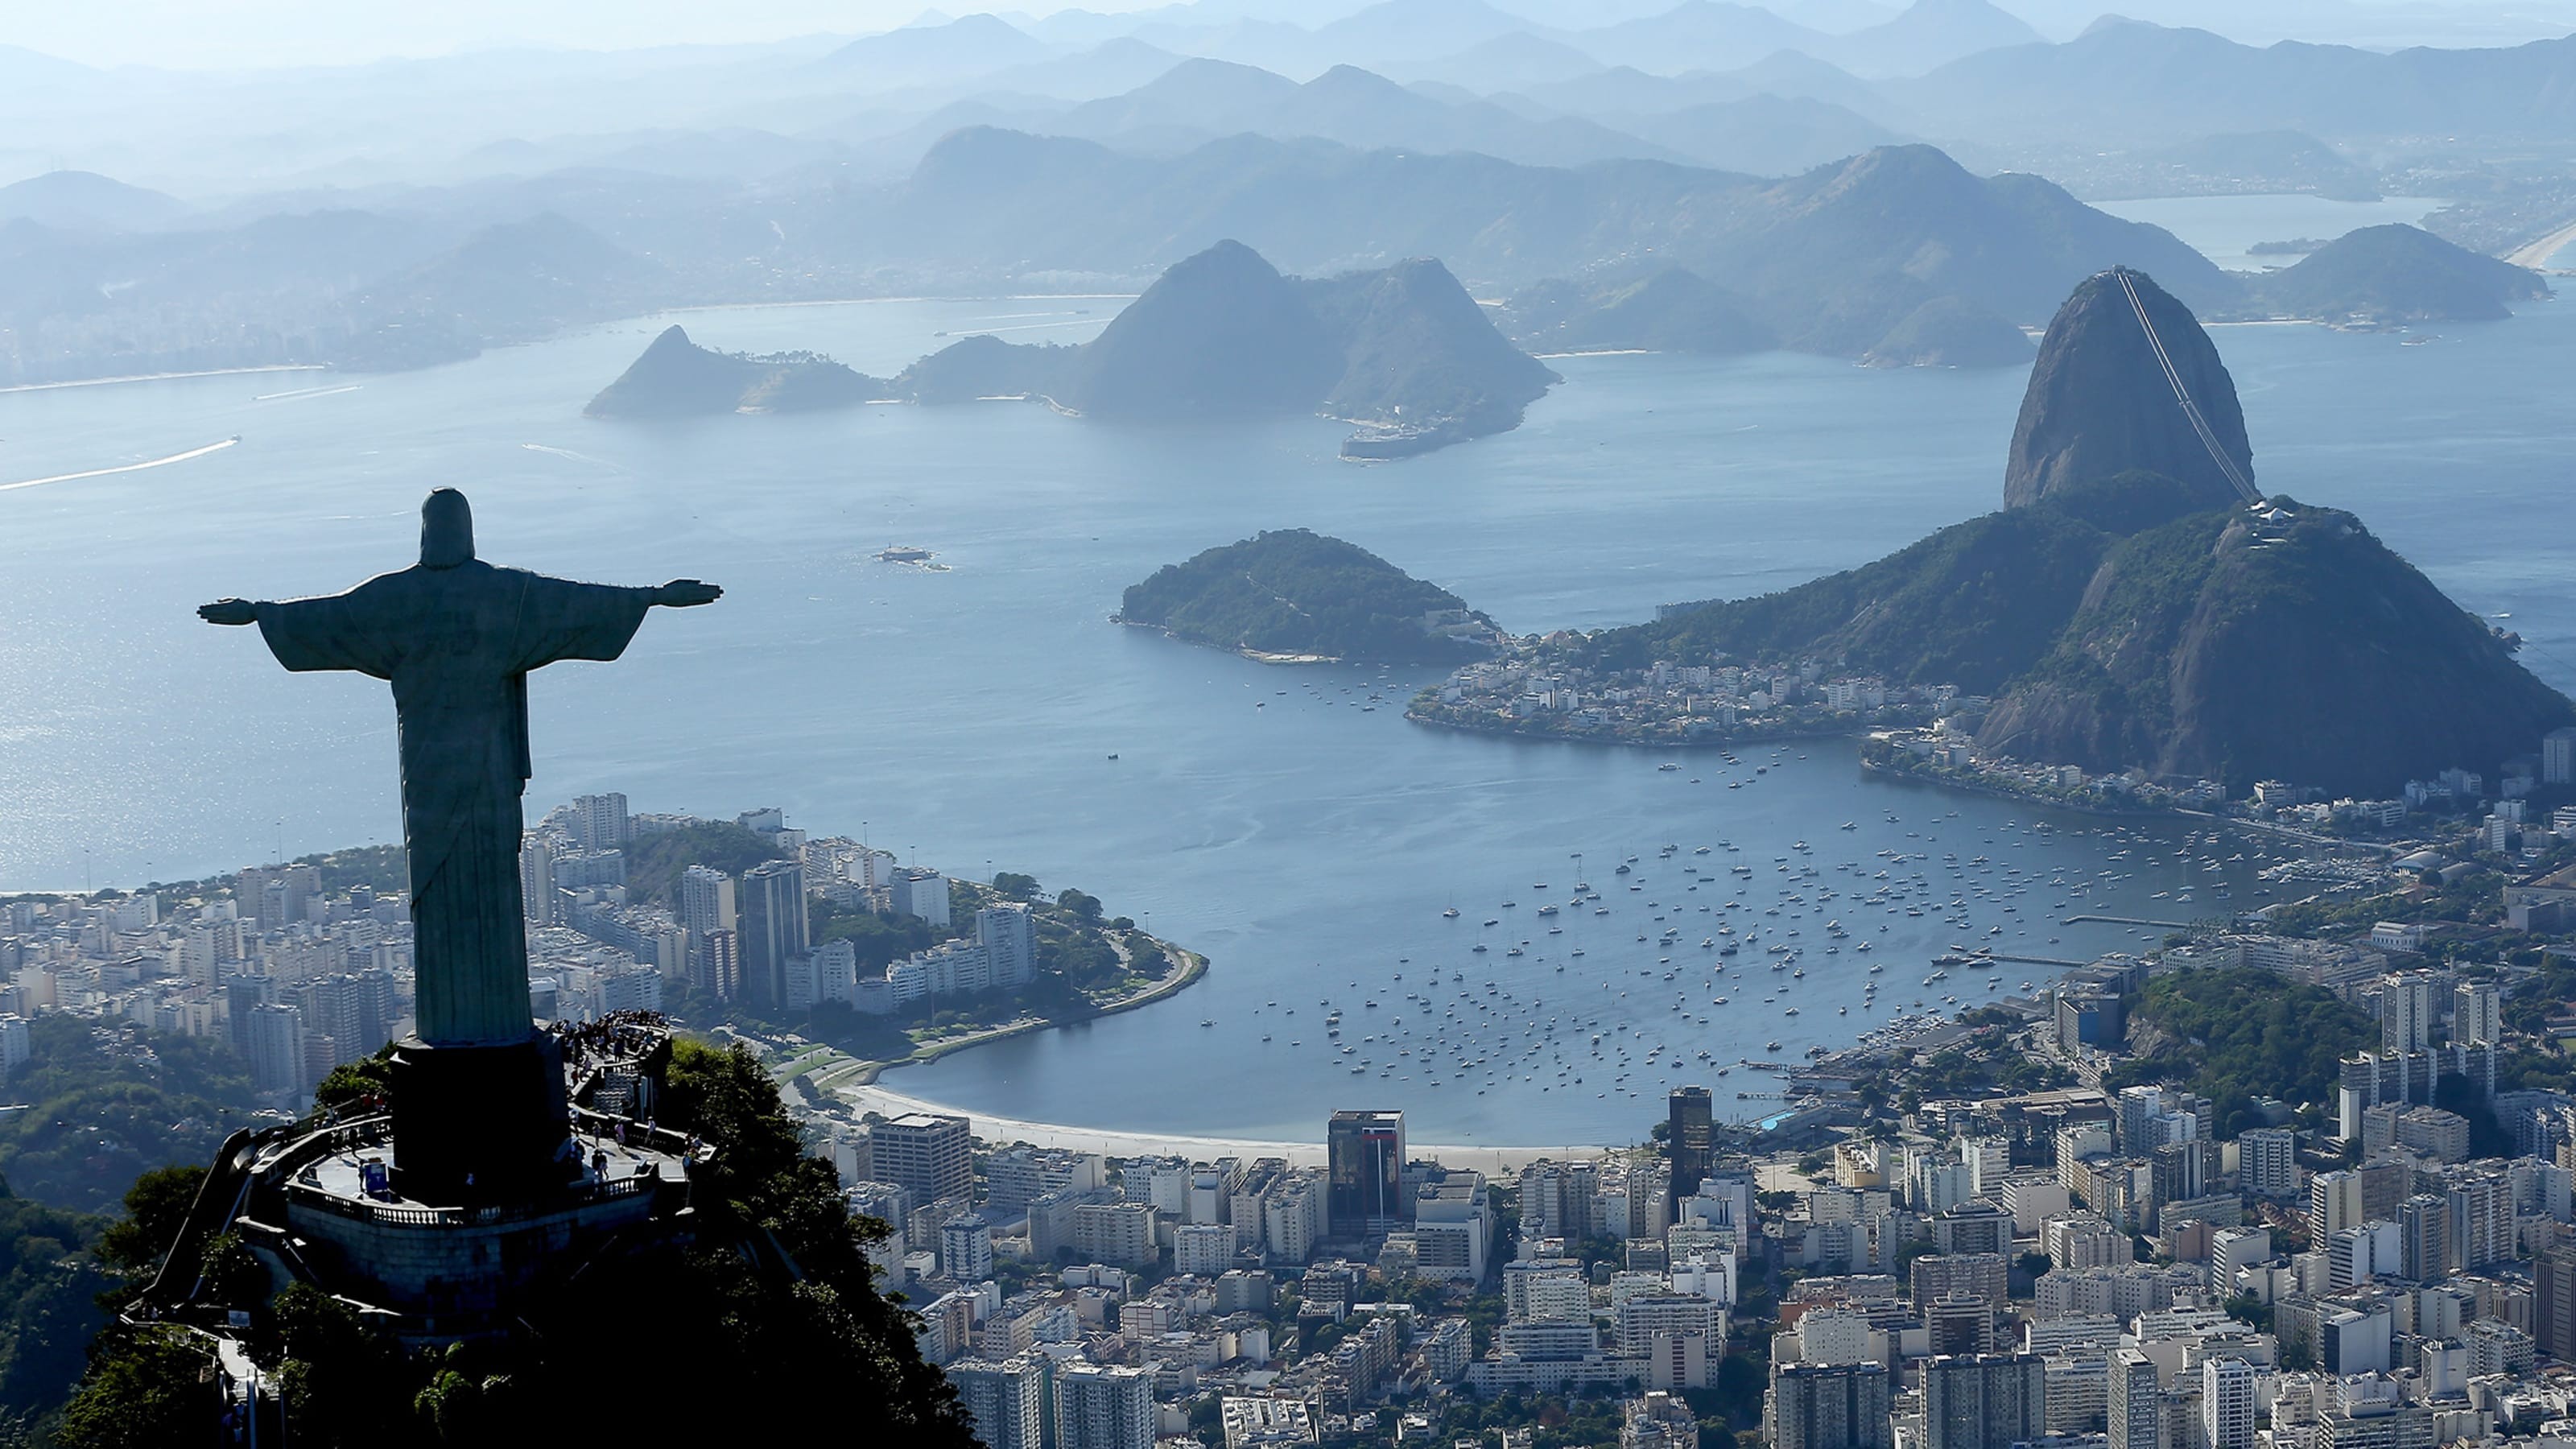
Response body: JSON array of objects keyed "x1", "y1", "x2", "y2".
[
  {"x1": 1327, "y1": 1109, "x2": 1406, "y2": 1235},
  {"x1": 1670, "y1": 1085, "x2": 1714, "y2": 1215}
]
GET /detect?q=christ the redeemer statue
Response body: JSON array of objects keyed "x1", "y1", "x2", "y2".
[{"x1": 202, "y1": 489, "x2": 719, "y2": 1050}]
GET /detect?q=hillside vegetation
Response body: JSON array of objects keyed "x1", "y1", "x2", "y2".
[
  {"x1": 1984, "y1": 500, "x2": 2576, "y2": 795},
  {"x1": 0, "y1": 1013, "x2": 266, "y2": 1216},
  {"x1": 2105, "y1": 966, "x2": 2376, "y2": 1134},
  {"x1": 1580, "y1": 473, "x2": 2207, "y2": 694}
]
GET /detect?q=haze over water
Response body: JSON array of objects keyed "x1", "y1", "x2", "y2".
[{"x1": 4, "y1": 200, "x2": 2572, "y2": 1141}]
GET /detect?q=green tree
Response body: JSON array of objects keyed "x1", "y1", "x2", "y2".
[
  {"x1": 93, "y1": 1165, "x2": 207, "y2": 1286},
  {"x1": 266, "y1": 1284, "x2": 415, "y2": 1447},
  {"x1": 54, "y1": 1327, "x2": 222, "y2": 1449},
  {"x1": 313, "y1": 1048, "x2": 396, "y2": 1114}
]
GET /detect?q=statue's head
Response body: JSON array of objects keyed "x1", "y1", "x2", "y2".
[{"x1": 420, "y1": 489, "x2": 475, "y2": 569}]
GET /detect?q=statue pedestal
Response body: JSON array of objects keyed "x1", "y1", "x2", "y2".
[{"x1": 387, "y1": 1034, "x2": 572, "y2": 1203}]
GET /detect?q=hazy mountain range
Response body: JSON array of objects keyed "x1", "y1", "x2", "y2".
[
  {"x1": 13, "y1": 2, "x2": 2576, "y2": 207},
  {"x1": 2, "y1": 0, "x2": 2569, "y2": 388}
]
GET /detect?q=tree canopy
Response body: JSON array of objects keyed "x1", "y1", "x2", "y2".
[{"x1": 2104, "y1": 966, "x2": 2375, "y2": 1134}]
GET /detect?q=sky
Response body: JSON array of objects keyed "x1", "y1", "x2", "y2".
[
  {"x1": 0, "y1": 2, "x2": 1122, "y2": 70},
  {"x1": 6, "y1": 0, "x2": 2569, "y2": 69}
]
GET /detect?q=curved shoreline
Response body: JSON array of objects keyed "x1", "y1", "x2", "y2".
[
  {"x1": 834, "y1": 1076, "x2": 1623, "y2": 1172},
  {"x1": 819, "y1": 937, "x2": 1211, "y2": 1093},
  {"x1": 815, "y1": 939, "x2": 1633, "y2": 1167},
  {"x1": 1403, "y1": 708, "x2": 1875, "y2": 753}
]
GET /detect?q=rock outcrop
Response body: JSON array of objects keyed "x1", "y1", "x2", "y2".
[{"x1": 2003, "y1": 267, "x2": 2252, "y2": 512}]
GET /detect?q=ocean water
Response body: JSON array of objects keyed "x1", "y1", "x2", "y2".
[{"x1": 3, "y1": 220, "x2": 2572, "y2": 1142}]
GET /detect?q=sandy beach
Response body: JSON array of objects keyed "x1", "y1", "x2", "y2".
[{"x1": 836, "y1": 1079, "x2": 1642, "y2": 1174}]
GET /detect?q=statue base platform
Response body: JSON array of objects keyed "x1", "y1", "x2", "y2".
[
  {"x1": 250, "y1": 1115, "x2": 693, "y2": 1343},
  {"x1": 388, "y1": 1033, "x2": 572, "y2": 1203},
  {"x1": 141, "y1": 1018, "x2": 694, "y2": 1347}
]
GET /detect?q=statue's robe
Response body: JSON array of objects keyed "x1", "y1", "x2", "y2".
[{"x1": 256, "y1": 560, "x2": 655, "y2": 1047}]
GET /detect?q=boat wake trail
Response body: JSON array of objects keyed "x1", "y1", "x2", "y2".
[
  {"x1": 253, "y1": 383, "x2": 363, "y2": 402},
  {"x1": 0, "y1": 436, "x2": 239, "y2": 493},
  {"x1": 520, "y1": 443, "x2": 625, "y2": 472}
]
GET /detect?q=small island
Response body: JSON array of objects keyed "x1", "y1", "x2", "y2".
[
  {"x1": 585, "y1": 241, "x2": 1561, "y2": 457},
  {"x1": 584, "y1": 325, "x2": 890, "y2": 416},
  {"x1": 1117, "y1": 528, "x2": 1504, "y2": 664},
  {"x1": 2247, "y1": 223, "x2": 2549, "y2": 324}
]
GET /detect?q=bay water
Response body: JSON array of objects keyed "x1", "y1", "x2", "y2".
[{"x1": 2, "y1": 200, "x2": 2570, "y2": 1141}]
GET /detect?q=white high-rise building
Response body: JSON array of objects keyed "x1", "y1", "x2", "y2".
[
  {"x1": 1174, "y1": 1223, "x2": 1237, "y2": 1277},
  {"x1": 1504, "y1": 1258, "x2": 1591, "y2": 1323},
  {"x1": 2454, "y1": 981, "x2": 2503, "y2": 1046},
  {"x1": 518, "y1": 832, "x2": 559, "y2": 929},
  {"x1": 2202, "y1": 1357, "x2": 2257, "y2": 1449},
  {"x1": 1961, "y1": 1137, "x2": 2011, "y2": 1198},
  {"x1": 1262, "y1": 1175, "x2": 1323, "y2": 1263},
  {"x1": 2381, "y1": 971, "x2": 2439, "y2": 1053},
  {"x1": 1798, "y1": 1307, "x2": 1875, "y2": 1366},
  {"x1": 679, "y1": 865, "x2": 736, "y2": 953},
  {"x1": 814, "y1": 939, "x2": 860, "y2": 1005},
  {"x1": 978, "y1": 904, "x2": 1035, "y2": 989},
  {"x1": 2240, "y1": 1129, "x2": 2299, "y2": 1200},
  {"x1": 570, "y1": 792, "x2": 630, "y2": 851},
  {"x1": 0, "y1": 1014, "x2": 28, "y2": 1080},
  {"x1": 893, "y1": 870, "x2": 951, "y2": 928},
  {"x1": 1055, "y1": 1362, "x2": 1154, "y2": 1449},
  {"x1": 950, "y1": 1357, "x2": 1046, "y2": 1449},
  {"x1": 941, "y1": 1213, "x2": 994, "y2": 1281}
]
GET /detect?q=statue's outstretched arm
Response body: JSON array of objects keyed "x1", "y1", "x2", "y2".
[
  {"x1": 200, "y1": 598, "x2": 262, "y2": 625},
  {"x1": 653, "y1": 580, "x2": 721, "y2": 608}
]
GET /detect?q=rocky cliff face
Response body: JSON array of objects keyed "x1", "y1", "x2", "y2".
[
  {"x1": 2003, "y1": 267, "x2": 2252, "y2": 512},
  {"x1": 1979, "y1": 502, "x2": 2575, "y2": 794}
]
